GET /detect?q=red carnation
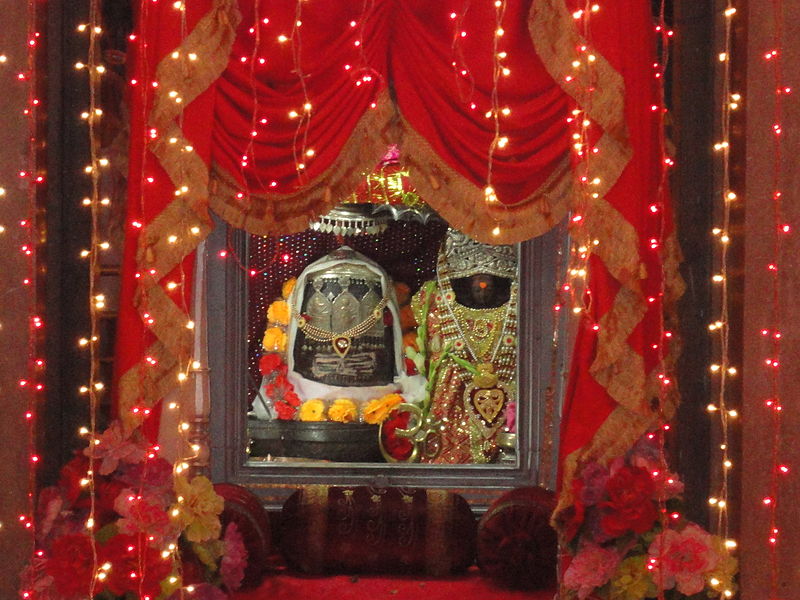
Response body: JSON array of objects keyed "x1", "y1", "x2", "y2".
[
  {"x1": 274, "y1": 400, "x2": 298, "y2": 420},
  {"x1": 258, "y1": 353, "x2": 285, "y2": 377},
  {"x1": 44, "y1": 533, "x2": 94, "y2": 597},
  {"x1": 600, "y1": 465, "x2": 658, "y2": 537},
  {"x1": 98, "y1": 534, "x2": 173, "y2": 598},
  {"x1": 381, "y1": 410, "x2": 414, "y2": 461}
]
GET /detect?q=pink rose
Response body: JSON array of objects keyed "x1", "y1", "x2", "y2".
[
  {"x1": 114, "y1": 489, "x2": 176, "y2": 546},
  {"x1": 648, "y1": 523, "x2": 720, "y2": 595}
]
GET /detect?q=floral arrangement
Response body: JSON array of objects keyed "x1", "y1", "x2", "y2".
[
  {"x1": 261, "y1": 277, "x2": 295, "y2": 352},
  {"x1": 21, "y1": 421, "x2": 248, "y2": 600},
  {"x1": 558, "y1": 435, "x2": 737, "y2": 600},
  {"x1": 259, "y1": 350, "x2": 404, "y2": 425}
]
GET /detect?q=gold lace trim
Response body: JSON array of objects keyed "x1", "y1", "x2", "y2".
[
  {"x1": 118, "y1": 0, "x2": 241, "y2": 425},
  {"x1": 529, "y1": 0, "x2": 685, "y2": 525}
]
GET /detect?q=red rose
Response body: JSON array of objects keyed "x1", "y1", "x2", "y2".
[
  {"x1": 45, "y1": 533, "x2": 94, "y2": 597},
  {"x1": 600, "y1": 466, "x2": 658, "y2": 536},
  {"x1": 72, "y1": 477, "x2": 127, "y2": 529},
  {"x1": 600, "y1": 502, "x2": 658, "y2": 537},
  {"x1": 98, "y1": 534, "x2": 173, "y2": 598},
  {"x1": 606, "y1": 465, "x2": 655, "y2": 507}
]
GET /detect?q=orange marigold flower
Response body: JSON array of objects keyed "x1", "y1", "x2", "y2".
[
  {"x1": 262, "y1": 326, "x2": 287, "y2": 352},
  {"x1": 363, "y1": 393, "x2": 404, "y2": 424},
  {"x1": 267, "y1": 300, "x2": 290, "y2": 326},
  {"x1": 282, "y1": 277, "x2": 297, "y2": 299}
]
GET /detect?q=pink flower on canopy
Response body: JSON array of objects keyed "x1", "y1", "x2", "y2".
[
  {"x1": 114, "y1": 488, "x2": 177, "y2": 546},
  {"x1": 648, "y1": 523, "x2": 720, "y2": 595},
  {"x1": 83, "y1": 421, "x2": 147, "y2": 475},
  {"x1": 220, "y1": 522, "x2": 249, "y2": 591},
  {"x1": 563, "y1": 543, "x2": 623, "y2": 599}
]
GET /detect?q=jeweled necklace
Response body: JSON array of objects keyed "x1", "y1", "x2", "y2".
[
  {"x1": 435, "y1": 258, "x2": 517, "y2": 369},
  {"x1": 292, "y1": 296, "x2": 389, "y2": 358}
]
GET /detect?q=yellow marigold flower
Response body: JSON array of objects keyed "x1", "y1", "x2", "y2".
[
  {"x1": 267, "y1": 299, "x2": 290, "y2": 326},
  {"x1": 172, "y1": 474, "x2": 224, "y2": 543},
  {"x1": 282, "y1": 277, "x2": 297, "y2": 299},
  {"x1": 299, "y1": 398, "x2": 326, "y2": 421},
  {"x1": 262, "y1": 326, "x2": 287, "y2": 352},
  {"x1": 328, "y1": 398, "x2": 358, "y2": 423},
  {"x1": 363, "y1": 393, "x2": 403, "y2": 424}
]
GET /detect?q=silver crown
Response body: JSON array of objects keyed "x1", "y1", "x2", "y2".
[{"x1": 442, "y1": 229, "x2": 517, "y2": 280}]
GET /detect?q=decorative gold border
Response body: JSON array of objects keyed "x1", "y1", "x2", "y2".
[
  {"x1": 529, "y1": 0, "x2": 684, "y2": 523},
  {"x1": 208, "y1": 89, "x2": 400, "y2": 236},
  {"x1": 425, "y1": 489, "x2": 451, "y2": 576},
  {"x1": 118, "y1": 0, "x2": 242, "y2": 426}
]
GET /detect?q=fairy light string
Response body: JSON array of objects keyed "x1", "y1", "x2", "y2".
[
  {"x1": 564, "y1": 1, "x2": 601, "y2": 327},
  {"x1": 705, "y1": 0, "x2": 740, "y2": 565},
  {"x1": 23, "y1": 0, "x2": 43, "y2": 579},
  {"x1": 484, "y1": 0, "x2": 508, "y2": 237},
  {"x1": 764, "y1": 0, "x2": 786, "y2": 593},
  {"x1": 84, "y1": 0, "x2": 106, "y2": 594}
]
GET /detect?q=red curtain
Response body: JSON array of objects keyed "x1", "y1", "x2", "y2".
[{"x1": 114, "y1": 0, "x2": 682, "y2": 519}]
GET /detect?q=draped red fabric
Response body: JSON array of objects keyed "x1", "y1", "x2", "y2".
[
  {"x1": 114, "y1": 0, "x2": 219, "y2": 439},
  {"x1": 114, "y1": 0, "x2": 679, "y2": 521},
  {"x1": 213, "y1": 0, "x2": 569, "y2": 205}
]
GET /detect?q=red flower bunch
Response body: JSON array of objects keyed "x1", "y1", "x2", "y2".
[
  {"x1": 380, "y1": 409, "x2": 414, "y2": 461},
  {"x1": 600, "y1": 465, "x2": 658, "y2": 537},
  {"x1": 268, "y1": 373, "x2": 302, "y2": 419},
  {"x1": 259, "y1": 353, "x2": 301, "y2": 419},
  {"x1": 99, "y1": 534, "x2": 173, "y2": 598},
  {"x1": 258, "y1": 352, "x2": 286, "y2": 377},
  {"x1": 44, "y1": 533, "x2": 94, "y2": 597}
]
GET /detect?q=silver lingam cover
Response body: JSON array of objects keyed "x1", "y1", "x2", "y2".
[{"x1": 288, "y1": 246, "x2": 403, "y2": 387}]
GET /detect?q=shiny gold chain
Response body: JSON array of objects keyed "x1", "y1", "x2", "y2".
[{"x1": 293, "y1": 296, "x2": 389, "y2": 342}]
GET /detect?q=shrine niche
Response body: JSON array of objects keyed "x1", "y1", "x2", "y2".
[
  {"x1": 114, "y1": 0, "x2": 683, "y2": 518},
  {"x1": 242, "y1": 193, "x2": 534, "y2": 469}
]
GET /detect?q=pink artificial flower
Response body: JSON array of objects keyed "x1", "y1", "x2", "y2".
[
  {"x1": 113, "y1": 488, "x2": 177, "y2": 546},
  {"x1": 563, "y1": 543, "x2": 622, "y2": 599},
  {"x1": 83, "y1": 421, "x2": 147, "y2": 475},
  {"x1": 220, "y1": 522, "x2": 249, "y2": 591},
  {"x1": 654, "y1": 469, "x2": 685, "y2": 500},
  {"x1": 117, "y1": 457, "x2": 174, "y2": 502},
  {"x1": 504, "y1": 402, "x2": 517, "y2": 433},
  {"x1": 648, "y1": 523, "x2": 720, "y2": 595},
  {"x1": 36, "y1": 487, "x2": 64, "y2": 541}
]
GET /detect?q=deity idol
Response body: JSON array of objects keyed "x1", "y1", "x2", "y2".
[
  {"x1": 282, "y1": 244, "x2": 407, "y2": 409},
  {"x1": 412, "y1": 229, "x2": 518, "y2": 463}
]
